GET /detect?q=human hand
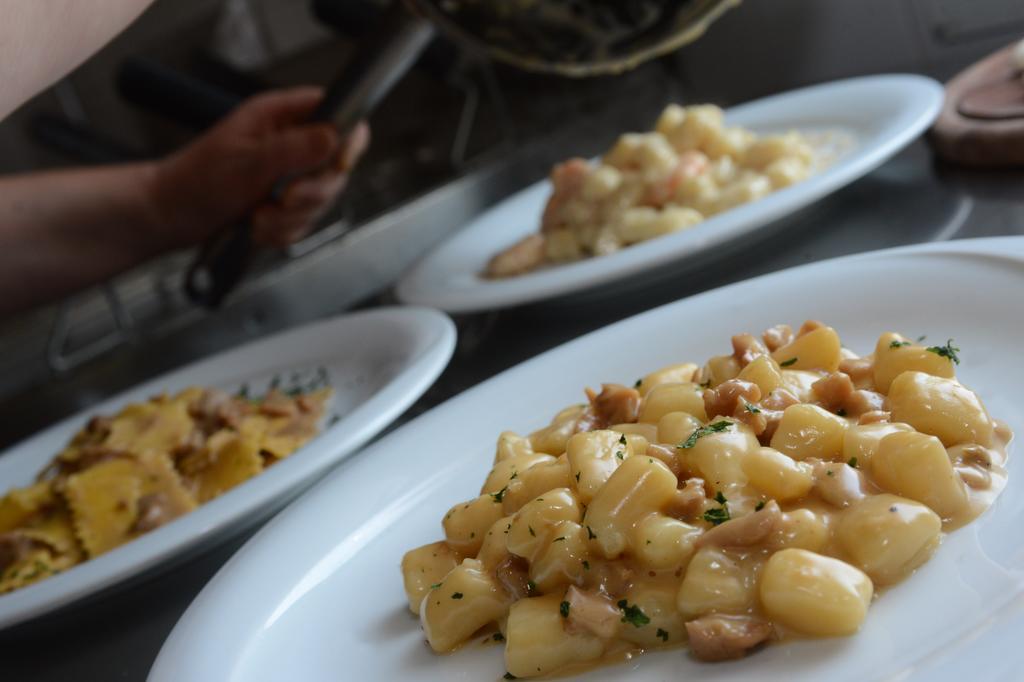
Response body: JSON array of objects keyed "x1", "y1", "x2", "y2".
[{"x1": 150, "y1": 86, "x2": 370, "y2": 250}]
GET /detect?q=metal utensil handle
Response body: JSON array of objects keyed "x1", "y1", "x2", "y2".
[{"x1": 184, "y1": 4, "x2": 434, "y2": 309}]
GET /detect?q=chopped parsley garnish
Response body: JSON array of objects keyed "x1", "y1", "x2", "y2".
[
  {"x1": 582, "y1": 560, "x2": 590, "y2": 570},
  {"x1": 677, "y1": 421, "x2": 732, "y2": 449},
  {"x1": 779, "y1": 357, "x2": 798, "y2": 367},
  {"x1": 491, "y1": 486, "x2": 508, "y2": 503},
  {"x1": 559, "y1": 601, "x2": 570, "y2": 618},
  {"x1": 528, "y1": 526, "x2": 535, "y2": 537},
  {"x1": 889, "y1": 340, "x2": 910, "y2": 349},
  {"x1": 656, "y1": 628, "x2": 669, "y2": 642},
  {"x1": 236, "y1": 384, "x2": 250, "y2": 399},
  {"x1": 574, "y1": 472, "x2": 581, "y2": 482},
  {"x1": 634, "y1": 378, "x2": 643, "y2": 388},
  {"x1": 451, "y1": 592, "x2": 464, "y2": 599},
  {"x1": 617, "y1": 600, "x2": 651, "y2": 628},
  {"x1": 926, "y1": 339, "x2": 961, "y2": 365},
  {"x1": 510, "y1": 471, "x2": 518, "y2": 480},
  {"x1": 615, "y1": 450, "x2": 624, "y2": 460},
  {"x1": 703, "y1": 507, "x2": 729, "y2": 525},
  {"x1": 553, "y1": 536, "x2": 566, "y2": 542},
  {"x1": 917, "y1": 334, "x2": 927, "y2": 342},
  {"x1": 493, "y1": 633, "x2": 505, "y2": 642},
  {"x1": 429, "y1": 582, "x2": 442, "y2": 589},
  {"x1": 619, "y1": 434, "x2": 628, "y2": 446},
  {"x1": 587, "y1": 526, "x2": 597, "y2": 540},
  {"x1": 826, "y1": 469, "x2": 834, "y2": 477},
  {"x1": 527, "y1": 580, "x2": 537, "y2": 593},
  {"x1": 744, "y1": 402, "x2": 761, "y2": 414},
  {"x1": 504, "y1": 674, "x2": 517, "y2": 680},
  {"x1": 754, "y1": 500, "x2": 766, "y2": 512},
  {"x1": 848, "y1": 457, "x2": 858, "y2": 468},
  {"x1": 703, "y1": 491, "x2": 730, "y2": 525}
]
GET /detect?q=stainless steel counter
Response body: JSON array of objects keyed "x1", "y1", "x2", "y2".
[{"x1": 3, "y1": 132, "x2": 1024, "y2": 679}]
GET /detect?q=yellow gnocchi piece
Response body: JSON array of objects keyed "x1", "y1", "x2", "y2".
[
  {"x1": 871, "y1": 430, "x2": 968, "y2": 519},
  {"x1": 736, "y1": 355, "x2": 785, "y2": 395},
  {"x1": 873, "y1": 333, "x2": 956, "y2": 392},
  {"x1": 638, "y1": 382, "x2": 707, "y2": 423},
  {"x1": 742, "y1": 447, "x2": 815, "y2": 502},
  {"x1": 401, "y1": 541, "x2": 462, "y2": 615},
  {"x1": 507, "y1": 489, "x2": 582, "y2": 561},
  {"x1": 421, "y1": 558, "x2": 511, "y2": 652},
  {"x1": 636, "y1": 363, "x2": 698, "y2": 396},
  {"x1": 443, "y1": 493, "x2": 506, "y2": 556},
  {"x1": 584, "y1": 456, "x2": 677, "y2": 559},
  {"x1": 505, "y1": 594, "x2": 605, "y2": 678},
  {"x1": 771, "y1": 326, "x2": 842, "y2": 372},
  {"x1": 566, "y1": 430, "x2": 633, "y2": 504},
  {"x1": 677, "y1": 546, "x2": 759, "y2": 619},
  {"x1": 836, "y1": 495, "x2": 941, "y2": 584},
  {"x1": 770, "y1": 404, "x2": 847, "y2": 461},
  {"x1": 759, "y1": 548, "x2": 873, "y2": 636},
  {"x1": 888, "y1": 371, "x2": 994, "y2": 447}
]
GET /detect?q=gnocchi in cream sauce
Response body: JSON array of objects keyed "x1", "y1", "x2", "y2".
[
  {"x1": 401, "y1": 322, "x2": 1010, "y2": 678},
  {"x1": 485, "y1": 105, "x2": 823, "y2": 278}
]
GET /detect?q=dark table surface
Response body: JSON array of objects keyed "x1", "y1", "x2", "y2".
[{"x1": 3, "y1": 135, "x2": 1024, "y2": 679}]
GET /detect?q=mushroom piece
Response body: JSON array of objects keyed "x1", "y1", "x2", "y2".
[
  {"x1": 685, "y1": 614, "x2": 773, "y2": 661},
  {"x1": 696, "y1": 500, "x2": 782, "y2": 548},
  {"x1": 562, "y1": 585, "x2": 621, "y2": 639}
]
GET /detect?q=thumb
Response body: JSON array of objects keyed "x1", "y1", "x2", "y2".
[{"x1": 256, "y1": 123, "x2": 339, "y2": 182}]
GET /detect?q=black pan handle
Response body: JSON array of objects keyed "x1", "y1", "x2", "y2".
[{"x1": 184, "y1": 2, "x2": 435, "y2": 309}]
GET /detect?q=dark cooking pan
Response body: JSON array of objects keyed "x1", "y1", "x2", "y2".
[{"x1": 185, "y1": 0, "x2": 738, "y2": 308}]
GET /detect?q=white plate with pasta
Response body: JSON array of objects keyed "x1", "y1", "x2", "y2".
[
  {"x1": 152, "y1": 236, "x2": 1024, "y2": 682},
  {"x1": 0, "y1": 306, "x2": 455, "y2": 630},
  {"x1": 396, "y1": 74, "x2": 943, "y2": 313}
]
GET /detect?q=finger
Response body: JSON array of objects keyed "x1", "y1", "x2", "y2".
[
  {"x1": 251, "y1": 204, "x2": 322, "y2": 249},
  {"x1": 280, "y1": 172, "x2": 348, "y2": 211},
  {"x1": 337, "y1": 121, "x2": 370, "y2": 172},
  {"x1": 235, "y1": 87, "x2": 325, "y2": 130},
  {"x1": 257, "y1": 123, "x2": 339, "y2": 182}
]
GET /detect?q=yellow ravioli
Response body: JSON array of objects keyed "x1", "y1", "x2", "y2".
[
  {"x1": 0, "y1": 481, "x2": 56, "y2": 533},
  {"x1": 64, "y1": 452, "x2": 196, "y2": 557},
  {"x1": 192, "y1": 432, "x2": 264, "y2": 503},
  {"x1": 104, "y1": 401, "x2": 193, "y2": 455}
]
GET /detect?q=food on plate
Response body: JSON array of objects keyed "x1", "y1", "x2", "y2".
[
  {"x1": 0, "y1": 380, "x2": 331, "y2": 594},
  {"x1": 485, "y1": 104, "x2": 820, "y2": 277},
  {"x1": 401, "y1": 323, "x2": 1011, "y2": 677}
]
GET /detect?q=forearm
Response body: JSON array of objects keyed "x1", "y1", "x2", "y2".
[{"x1": 0, "y1": 162, "x2": 168, "y2": 316}]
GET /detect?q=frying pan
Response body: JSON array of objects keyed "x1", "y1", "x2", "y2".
[{"x1": 185, "y1": 0, "x2": 739, "y2": 308}]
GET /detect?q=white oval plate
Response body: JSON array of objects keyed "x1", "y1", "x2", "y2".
[
  {"x1": 0, "y1": 306, "x2": 455, "y2": 630},
  {"x1": 397, "y1": 74, "x2": 944, "y2": 313},
  {"x1": 153, "y1": 237, "x2": 1024, "y2": 682}
]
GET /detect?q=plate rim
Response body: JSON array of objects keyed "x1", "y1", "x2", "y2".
[
  {"x1": 151, "y1": 236, "x2": 1024, "y2": 682},
  {"x1": 0, "y1": 305, "x2": 456, "y2": 630},
  {"x1": 396, "y1": 73, "x2": 944, "y2": 312}
]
